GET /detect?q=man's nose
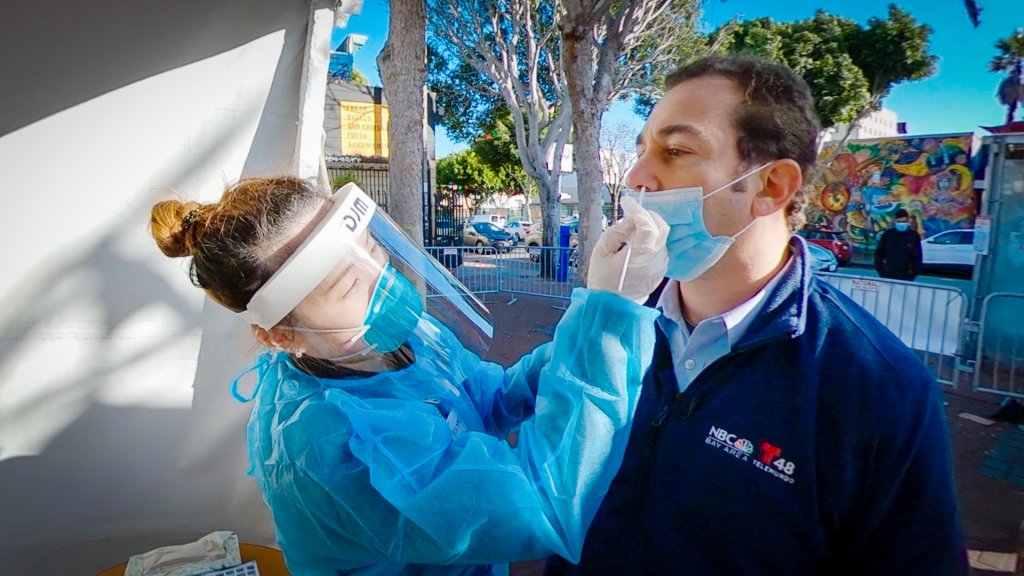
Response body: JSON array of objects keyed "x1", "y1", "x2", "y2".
[{"x1": 625, "y1": 153, "x2": 659, "y2": 192}]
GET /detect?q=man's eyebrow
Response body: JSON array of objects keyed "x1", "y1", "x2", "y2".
[{"x1": 656, "y1": 123, "x2": 711, "y2": 146}]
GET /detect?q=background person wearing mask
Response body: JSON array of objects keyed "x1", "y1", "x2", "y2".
[
  {"x1": 149, "y1": 177, "x2": 669, "y2": 576},
  {"x1": 547, "y1": 55, "x2": 966, "y2": 575},
  {"x1": 874, "y1": 208, "x2": 924, "y2": 280}
]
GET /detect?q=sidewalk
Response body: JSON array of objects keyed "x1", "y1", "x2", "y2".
[{"x1": 485, "y1": 292, "x2": 1024, "y2": 575}]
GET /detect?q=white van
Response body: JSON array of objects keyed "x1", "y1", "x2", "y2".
[{"x1": 468, "y1": 214, "x2": 507, "y2": 227}]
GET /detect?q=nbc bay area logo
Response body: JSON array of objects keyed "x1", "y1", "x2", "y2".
[{"x1": 705, "y1": 425, "x2": 796, "y2": 485}]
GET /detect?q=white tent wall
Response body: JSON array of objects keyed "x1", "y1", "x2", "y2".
[{"x1": 0, "y1": 1, "x2": 354, "y2": 573}]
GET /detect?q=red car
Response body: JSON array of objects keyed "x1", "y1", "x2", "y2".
[{"x1": 799, "y1": 228, "x2": 853, "y2": 265}]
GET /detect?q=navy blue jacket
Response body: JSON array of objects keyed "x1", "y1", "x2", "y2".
[{"x1": 546, "y1": 239, "x2": 967, "y2": 575}]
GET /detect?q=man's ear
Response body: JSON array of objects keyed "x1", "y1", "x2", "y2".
[
  {"x1": 752, "y1": 159, "x2": 803, "y2": 217},
  {"x1": 253, "y1": 326, "x2": 299, "y2": 351}
]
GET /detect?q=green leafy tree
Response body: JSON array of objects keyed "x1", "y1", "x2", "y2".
[
  {"x1": 847, "y1": 5, "x2": 937, "y2": 110},
  {"x1": 350, "y1": 68, "x2": 369, "y2": 86},
  {"x1": 990, "y1": 28, "x2": 1024, "y2": 124},
  {"x1": 473, "y1": 111, "x2": 535, "y2": 200},
  {"x1": 697, "y1": 5, "x2": 935, "y2": 149},
  {"x1": 714, "y1": 14, "x2": 870, "y2": 129},
  {"x1": 435, "y1": 149, "x2": 502, "y2": 208}
]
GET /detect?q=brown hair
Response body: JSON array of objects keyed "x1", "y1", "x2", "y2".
[
  {"x1": 665, "y1": 55, "x2": 821, "y2": 231},
  {"x1": 149, "y1": 177, "x2": 328, "y2": 314}
]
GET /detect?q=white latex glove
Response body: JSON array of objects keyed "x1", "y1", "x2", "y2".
[{"x1": 587, "y1": 196, "x2": 669, "y2": 303}]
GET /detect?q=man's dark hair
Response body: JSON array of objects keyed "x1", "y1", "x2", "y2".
[
  {"x1": 895, "y1": 208, "x2": 909, "y2": 218},
  {"x1": 665, "y1": 55, "x2": 821, "y2": 231}
]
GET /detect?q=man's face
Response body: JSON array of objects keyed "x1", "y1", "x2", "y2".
[{"x1": 628, "y1": 75, "x2": 761, "y2": 238}]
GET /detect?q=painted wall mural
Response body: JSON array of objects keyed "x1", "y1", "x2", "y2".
[{"x1": 810, "y1": 134, "x2": 977, "y2": 249}]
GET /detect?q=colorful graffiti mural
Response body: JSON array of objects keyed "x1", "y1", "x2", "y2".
[{"x1": 810, "y1": 134, "x2": 977, "y2": 249}]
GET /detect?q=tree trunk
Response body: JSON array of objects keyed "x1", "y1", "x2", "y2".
[
  {"x1": 571, "y1": 107, "x2": 604, "y2": 285},
  {"x1": 378, "y1": 0, "x2": 427, "y2": 245},
  {"x1": 537, "y1": 174, "x2": 562, "y2": 278},
  {"x1": 562, "y1": 23, "x2": 604, "y2": 286}
]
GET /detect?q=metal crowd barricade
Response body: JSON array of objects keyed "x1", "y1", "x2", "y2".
[
  {"x1": 974, "y1": 293, "x2": 1024, "y2": 398},
  {"x1": 498, "y1": 246, "x2": 582, "y2": 302},
  {"x1": 425, "y1": 245, "x2": 500, "y2": 299},
  {"x1": 816, "y1": 273, "x2": 967, "y2": 387}
]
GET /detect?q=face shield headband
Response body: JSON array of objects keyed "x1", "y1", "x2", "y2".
[{"x1": 238, "y1": 184, "x2": 376, "y2": 329}]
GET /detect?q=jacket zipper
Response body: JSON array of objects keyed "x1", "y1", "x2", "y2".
[
  {"x1": 618, "y1": 394, "x2": 688, "y2": 574},
  {"x1": 614, "y1": 351, "x2": 751, "y2": 574}
]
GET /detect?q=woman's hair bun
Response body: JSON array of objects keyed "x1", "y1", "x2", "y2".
[{"x1": 150, "y1": 199, "x2": 204, "y2": 258}]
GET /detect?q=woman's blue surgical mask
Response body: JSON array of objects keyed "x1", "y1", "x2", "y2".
[
  {"x1": 286, "y1": 262, "x2": 424, "y2": 360},
  {"x1": 362, "y1": 262, "x2": 423, "y2": 352},
  {"x1": 639, "y1": 162, "x2": 772, "y2": 282}
]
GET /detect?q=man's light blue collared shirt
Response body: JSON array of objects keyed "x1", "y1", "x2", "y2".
[{"x1": 655, "y1": 259, "x2": 792, "y2": 393}]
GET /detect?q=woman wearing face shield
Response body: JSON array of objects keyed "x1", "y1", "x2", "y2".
[{"x1": 149, "y1": 176, "x2": 668, "y2": 576}]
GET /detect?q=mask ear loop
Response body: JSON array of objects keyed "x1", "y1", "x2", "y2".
[
  {"x1": 701, "y1": 162, "x2": 774, "y2": 240},
  {"x1": 730, "y1": 215, "x2": 760, "y2": 240},
  {"x1": 703, "y1": 161, "x2": 774, "y2": 200},
  {"x1": 323, "y1": 341, "x2": 379, "y2": 363}
]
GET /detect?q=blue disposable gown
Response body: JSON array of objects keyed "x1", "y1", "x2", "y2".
[{"x1": 239, "y1": 288, "x2": 658, "y2": 575}]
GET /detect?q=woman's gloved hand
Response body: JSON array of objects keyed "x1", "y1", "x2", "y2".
[{"x1": 587, "y1": 196, "x2": 669, "y2": 303}]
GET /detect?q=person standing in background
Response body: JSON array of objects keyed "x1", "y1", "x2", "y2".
[{"x1": 874, "y1": 208, "x2": 923, "y2": 280}]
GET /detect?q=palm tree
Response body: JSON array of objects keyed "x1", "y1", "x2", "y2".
[{"x1": 990, "y1": 28, "x2": 1024, "y2": 125}]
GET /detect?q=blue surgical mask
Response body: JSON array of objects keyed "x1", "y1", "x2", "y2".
[
  {"x1": 362, "y1": 262, "x2": 423, "y2": 352},
  {"x1": 640, "y1": 163, "x2": 772, "y2": 281},
  {"x1": 895, "y1": 222, "x2": 910, "y2": 232}
]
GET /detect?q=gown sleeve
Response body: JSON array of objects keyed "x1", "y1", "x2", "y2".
[{"x1": 248, "y1": 288, "x2": 659, "y2": 574}]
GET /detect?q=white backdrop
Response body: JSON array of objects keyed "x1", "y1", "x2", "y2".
[{"x1": 0, "y1": 1, "x2": 354, "y2": 573}]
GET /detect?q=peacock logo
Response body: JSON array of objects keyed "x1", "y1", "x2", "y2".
[{"x1": 733, "y1": 438, "x2": 754, "y2": 454}]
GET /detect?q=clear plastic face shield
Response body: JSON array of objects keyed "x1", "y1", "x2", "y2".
[{"x1": 238, "y1": 183, "x2": 493, "y2": 366}]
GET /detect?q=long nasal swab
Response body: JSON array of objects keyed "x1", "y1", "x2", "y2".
[{"x1": 616, "y1": 187, "x2": 646, "y2": 293}]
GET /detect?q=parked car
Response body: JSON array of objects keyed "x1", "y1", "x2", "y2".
[
  {"x1": 463, "y1": 221, "x2": 516, "y2": 252},
  {"x1": 798, "y1": 228, "x2": 853, "y2": 265},
  {"x1": 921, "y1": 228, "x2": 976, "y2": 275},
  {"x1": 504, "y1": 220, "x2": 533, "y2": 241},
  {"x1": 806, "y1": 242, "x2": 838, "y2": 273}
]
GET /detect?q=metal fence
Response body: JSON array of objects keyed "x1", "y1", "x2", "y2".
[
  {"x1": 425, "y1": 245, "x2": 580, "y2": 301},
  {"x1": 816, "y1": 273, "x2": 967, "y2": 387},
  {"x1": 499, "y1": 246, "x2": 581, "y2": 301},
  {"x1": 425, "y1": 245, "x2": 503, "y2": 297},
  {"x1": 974, "y1": 293, "x2": 1024, "y2": 398},
  {"x1": 425, "y1": 248, "x2": 975, "y2": 389},
  {"x1": 327, "y1": 164, "x2": 389, "y2": 211}
]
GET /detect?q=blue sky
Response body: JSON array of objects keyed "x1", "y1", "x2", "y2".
[{"x1": 336, "y1": 0, "x2": 1022, "y2": 158}]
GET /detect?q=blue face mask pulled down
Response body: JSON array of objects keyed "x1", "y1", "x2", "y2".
[{"x1": 640, "y1": 163, "x2": 772, "y2": 282}]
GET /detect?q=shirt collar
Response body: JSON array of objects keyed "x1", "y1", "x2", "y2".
[{"x1": 656, "y1": 255, "x2": 793, "y2": 348}]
